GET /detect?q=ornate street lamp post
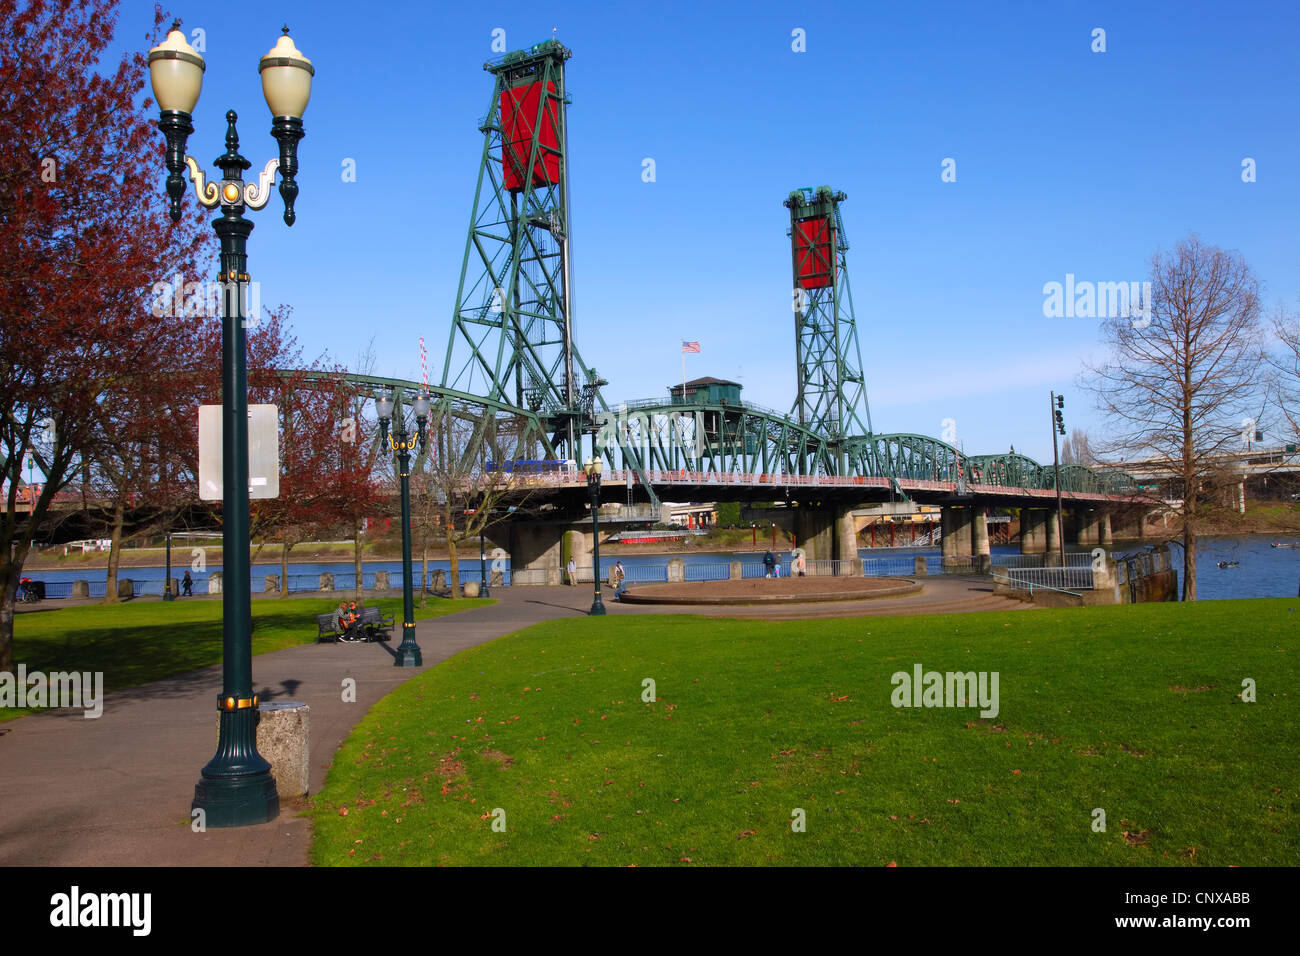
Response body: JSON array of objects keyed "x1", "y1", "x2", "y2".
[
  {"x1": 149, "y1": 23, "x2": 313, "y2": 828},
  {"x1": 376, "y1": 391, "x2": 431, "y2": 666},
  {"x1": 584, "y1": 458, "x2": 606, "y2": 615}
]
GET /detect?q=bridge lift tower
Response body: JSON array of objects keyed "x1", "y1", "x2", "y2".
[
  {"x1": 442, "y1": 39, "x2": 593, "y2": 461},
  {"x1": 786, "y1": 186, "x2": 873, "y2": 474}
]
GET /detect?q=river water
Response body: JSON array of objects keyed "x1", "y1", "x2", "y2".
[{"x1": 23, "y1": 534, "x2": 1300, "y2": 601}]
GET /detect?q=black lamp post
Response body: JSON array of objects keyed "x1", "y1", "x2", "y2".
[
  {"x1": 163, "y1": 532, "x2": 175, "y2": 601},
  {"x1": 585, "y1": 457, "x2": 606, "y2": 615},
  {"x1": 376, "y1": 391, "x2": 430, "y2": 666},
  {"x1": 149, "y1": 22, "x2": 313, "y2": 828},
  {"x1": 1051, "y1": 391, "x2": 1067, "y2": 569},
  {"x1": 478, "y1": 522, "x2": 490, "y2": 597}
]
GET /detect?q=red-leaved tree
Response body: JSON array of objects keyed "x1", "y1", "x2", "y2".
[{"x1": 0, "y1": 1, "x2": 206, "y2": 667}]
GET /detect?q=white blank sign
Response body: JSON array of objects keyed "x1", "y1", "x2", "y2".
[{"x1": 198, "y1": 404, "x2": 280, "y2": 500}]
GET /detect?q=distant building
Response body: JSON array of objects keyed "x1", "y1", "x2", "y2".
[{"x1": 668, "y1": 376, "x2": 743, "y2": 406}]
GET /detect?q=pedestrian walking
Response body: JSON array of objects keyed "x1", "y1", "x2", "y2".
[
  {"x1": 763, "y1": 549, "x2": 775, "y2": 578},
  {"x1": 612, "y1": 561, "x2": 626, "y2": 597},
  {"x1": 567, "y1": 557, "x2": 577, "y2": 586},
  {"x1": 181, "y1": 570, "x2": 193, "y2": 597},
  {"x1": 794, "y1": 551, "x2": 807, "y2": 577}
]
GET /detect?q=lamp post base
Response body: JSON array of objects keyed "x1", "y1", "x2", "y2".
[
  {"x1": 192, "y1": 770, "x2": 279, "y2": 828},
  {"x1": 394, "y1": 623, "x2": 422, "y2": 667},
  {"x1": 589, "y1": 598, "x2": 606, "y2": 616}
]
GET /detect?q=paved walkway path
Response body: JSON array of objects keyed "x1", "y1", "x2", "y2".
[{"x1": 0, "y1": 577, "x2": 1026, "y2": 866}]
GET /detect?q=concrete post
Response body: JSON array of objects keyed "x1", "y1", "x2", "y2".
[
  {"x1": 1020, "y1": 509, "x2": 1047, "y2": 554},
  {"x1": 1045, "y1": 512, "x2": 1062, "y2": 566},
  {"x1": 942, "y1": 506, "x2": 971, "y2": 571},
  {"x1": 433, "y1": 568, "x2": 446, "y2": 590},
  {"x1": 207, "y1": 572, "x2": 222, "y2": 594},
  {"x1": 729, "y1": 561, "x2": 742, "y2": 580},
  {"x1": 375, "y1": 570, "x2": 390, "y2": 590},
  {"x1": 1078, "y1": 509, "x2": 1100, "y2": 547},
  {"x1": 319, "y1": 572, "x2": 334, "y2": 591},
  {"x1": 913, "y1": 555, "x2": 927, "y2": 576},
  {"x1": 117, "y1": 579, "x2": 134, "y2": 599},
  {"x1": 941, "y1": 507, "x2": 958, "y2": 559},
  {"x1": 835, "y1": 508, "x2": 858, "y2": 567},
  {"x1": 667, "y1": 558, "x2": 686, "y2": 583},
  {"x1": 73, "y1": 580, "x2": 89, "y2": 598},
  {"x1": 264, "y1": 574, "x2": 278, "y2": 593},
  {"x1": 970, "y1": 508, "x2": 991, "y2": 575}
]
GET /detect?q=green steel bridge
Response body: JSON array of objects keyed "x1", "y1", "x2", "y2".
[{"x1": 316, "y1": 39, "x2": 1139, "y2": 510}]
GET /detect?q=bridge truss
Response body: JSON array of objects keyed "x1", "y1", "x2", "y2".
[{"x1": 309, "y1": 38, "x2": 1136, "y2": 507}]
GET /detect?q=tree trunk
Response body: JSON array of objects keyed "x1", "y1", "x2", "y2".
[
  {"x1": 354, "y1": 518, "x2": 364, "y2": 602},
  {"x1": 448, "y1": 536, "x2": 460, "y2": 599},
  {"x1": 280, "y1": 539, "x2": 293, "y2": 598},
  {"x1": 420, "y1": 539, "x2": 428, "y2": 609},
  {"x1": 103, "y1": 499, "x2": 126, "y2": 604},
  {"x1": 1183, "y1": 525, "x2": 1196, "y2": 601},
  {"x1": 1, "y1": 565, "x2": 20, "y2": 674}
]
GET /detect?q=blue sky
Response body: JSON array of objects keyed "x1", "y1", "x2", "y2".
[{"x1": 112, "y1": 0, "x2": 1300, "y2": 464}]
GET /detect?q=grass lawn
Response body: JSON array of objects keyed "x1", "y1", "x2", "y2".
[
  {"x1": 3, "y1": 595, "x2": 493, "y2": 722},
  {"x1": 310, "y1": 599, "x2": 1298, "y2": 866}
]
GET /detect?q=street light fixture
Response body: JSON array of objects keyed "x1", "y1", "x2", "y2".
[
  {"x1": 376, "y1": 390, "x2": 430, "y2": 666},
  {"x1": 478, "y1": 514, "x2": 491, "y2": 598},
  {"x1": 149, "y1": 21, "x2": 313, "y2": 828},
  {"x1": 1050, "y1": 391, "x2": 1067, "y2": 569},
  {"x1": 584, "y1": 457, "x2": 606, "y2": 615}
]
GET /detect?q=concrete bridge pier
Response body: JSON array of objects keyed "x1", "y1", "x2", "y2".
[
  {"x1": 970, "y1": 508, "x2": 991, "y2": 574},
  {"x1": 941, "y1": 505, "x2": 972, "y2": 571},
  {"x1": 1020, "y1": 508, "x2": 1047, "y2": 554},
  {"x1": 509, "y1": 521, "x2": 565, "y2": 586},
  {"x1": 1099, "y1": 510, "x2": 1113, "y2": 549},
  {"x1": 1077, "y1": 509, "x2": 1101, "y2": 547},
  {"x1": 1045, "y1": 508, "x2": 1063, "y2": 564},
  {"x1": 795, "y1": 506, "x2": 859, "y2": 573}
]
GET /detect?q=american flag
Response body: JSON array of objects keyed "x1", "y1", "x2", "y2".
[{"x1": 681, "y1": 340, "x2": 700, "y2": 353}]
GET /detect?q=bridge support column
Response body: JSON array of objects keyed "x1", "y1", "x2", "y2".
[
  {"x1": 941, "y1": 505, "x2": 971, "y2": 571},
  {"x1": 794, "y1": 507, "x2": 835, "y2": 562},
  {"x1": 970, "y1": 508, "x2": 991, "y2": 574},
  {"x1": 1099, "y1": 511, "x2": 1113, "y2": 549},
  {"x1": 562, "y1": 528, "x2": 589, "y2": 572},
  {"x1": 836, "y1": 509, "x2": 858, "y2": 575},
  {"x1": 1078, "y1": 509, "x2": 1101, "y2": 547},
  {"x1": 1046, "y1": 509, "x2": 1063, "y2": 565},
  {"x1": 1020, "y1": 509, "x2": 1047, "y2": 554},
  {"x1": 509, "y1": 521, "x2": 565, "y2": 586}
]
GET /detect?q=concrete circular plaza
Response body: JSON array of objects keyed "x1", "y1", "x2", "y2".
[{"x1": 619, "y1": 576, "x2": 921, "y2": 605}]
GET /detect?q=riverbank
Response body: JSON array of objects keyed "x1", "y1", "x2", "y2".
[{"x1": 22, "y1": 537, "x2": 793, "y2": 572}]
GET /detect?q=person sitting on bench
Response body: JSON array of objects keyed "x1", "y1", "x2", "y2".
[{"x1": 336, "y1": 600, "x2": 364, "y2": 641}]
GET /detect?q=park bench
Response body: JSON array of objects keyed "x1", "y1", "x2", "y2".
[
  {"x1": 358, "y1": 606, "x2": 395, "y2": 641},
  {"x1": 316, "y1": 613, "x2": 345, "y2": 643},
  {"x1": 316, "y1": 608, "x2": 394, "y2": 644}
]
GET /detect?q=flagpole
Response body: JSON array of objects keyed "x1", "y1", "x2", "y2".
[{"x1": 681, "y1": 345, "x2": 685, "y2": 406}]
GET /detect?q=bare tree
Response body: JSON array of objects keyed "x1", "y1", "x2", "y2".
[
  {"x1": 1084, "y1": 234, "x2": 1265, "y2": 600},
  {"x1": 1269, "y1": 308, "x2": 1300, "y2": 442},
  {"x1": 1063, "y1": 428, "x2": 1095, "y2": 466},
  {"x1": 420, "y1": 405, "x2": 536, "y2": 598}
]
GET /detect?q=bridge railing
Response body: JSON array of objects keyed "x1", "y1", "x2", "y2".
[
  {"x1": 861, "y1": 557, "x2": 922, "y2": 577},
  {"x1": 996, "y1": 553, "x2": 1102, "y2": 570},
  {"x1": 685, "y1": 563, "x2": 731, "y2": 582}
]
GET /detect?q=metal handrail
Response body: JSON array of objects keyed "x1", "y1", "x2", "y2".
[{"x1": 992, "y1": 570, "x2": 1089, "y2": 597}]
